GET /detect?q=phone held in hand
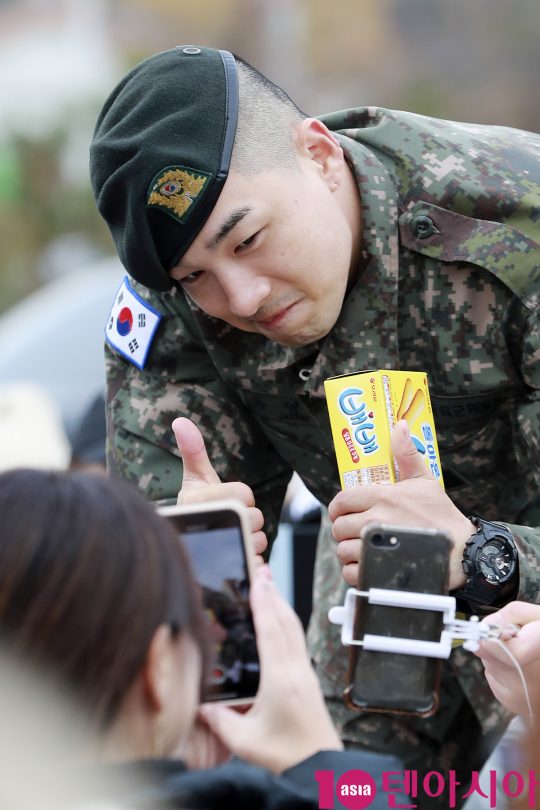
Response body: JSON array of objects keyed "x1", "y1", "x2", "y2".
[
  {"x1": 158, "y1": 500, "x2": 259, "y2": 706},
  {"x1": 344, "y1": 523, "x2": 451, "y2": 717}
]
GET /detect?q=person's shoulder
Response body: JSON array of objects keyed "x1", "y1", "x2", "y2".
[
  {"x1": 321, "y1": 105, "x2": 540, "y2": 160},
  {"x1": 104, "y1": 275, "x2": 201, "y2": 372}
]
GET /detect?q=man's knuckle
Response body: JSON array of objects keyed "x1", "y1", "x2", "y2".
[
  {"x1": 250, "y1": 506, "x2": 264, "y2": 530},
  {"x1": 230, "y1": 482, "x2": 255, "y2": 505},
  {"x1": 332, "y1": 515, "x2": 349, "y2": 540}
]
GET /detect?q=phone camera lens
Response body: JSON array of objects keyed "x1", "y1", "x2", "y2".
[{"x1": 371, "y1": 534, "x2": 383, "y2": 546}]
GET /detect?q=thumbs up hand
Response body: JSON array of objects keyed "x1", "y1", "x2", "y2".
[
  {"x1": 328, "y1": 420, "x2": 473, "y2": 590},
  {"x1": 173, "y1": 416, "x2": 222, "y2": 491},
  {"x1": 172, "y1": 417, "x2": 267, "y2": 559}
]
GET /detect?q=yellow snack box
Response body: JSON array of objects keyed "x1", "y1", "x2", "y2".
[{"x1": 324, "y1": 370, "x2": 444, "y2": 489}]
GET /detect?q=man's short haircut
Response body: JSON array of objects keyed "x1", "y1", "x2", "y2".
[{"x1": 232, "y1": 57, "x2": 307, "y2": 174}]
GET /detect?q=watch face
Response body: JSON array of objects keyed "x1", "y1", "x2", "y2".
[{"x1": 477, "y1": 539, "x2": 515, "y2": 584}]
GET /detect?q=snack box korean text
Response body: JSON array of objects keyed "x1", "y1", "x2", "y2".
[{"x1": 324, "y1": 370, "x2": 444, "y2": 490}]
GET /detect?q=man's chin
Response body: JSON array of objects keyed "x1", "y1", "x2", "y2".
[
  {"x1": 273, "y1": 334, "x2": 313, "y2": 348},
  {"x1": 269, "y1": 328, "x2": 328, "y2": 348}
]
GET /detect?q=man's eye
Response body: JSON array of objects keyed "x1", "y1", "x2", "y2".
[
  {"x1": 235, "y1": 231, "x2": 259, "y2": 253},
  {"x1": 180, "y1": 270, "x2": 204, "y2": 284}
]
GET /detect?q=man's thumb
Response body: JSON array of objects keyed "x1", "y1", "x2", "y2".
[
  {"x1": 172, "y1": 417, "x2": 221, "y2": 485},
  {"x1": 391, "y1": 419, "x2": 433, "y2": 481}
]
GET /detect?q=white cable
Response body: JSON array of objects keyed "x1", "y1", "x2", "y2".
[{"x1": 490, "y1": 637, "x2": 535, "y2": 723}]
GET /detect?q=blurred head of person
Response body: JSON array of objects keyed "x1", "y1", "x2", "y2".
[
  {"x1": 0, "y1": 468, "x2": 210, "y2": 761},
  {"x1": 0, "y1": 383, "x2": 71, "y2": 472}
]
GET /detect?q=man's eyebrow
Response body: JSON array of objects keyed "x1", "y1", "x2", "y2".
[{"x1": 205, "y1": 206, "x2": 253, "y2": 250}]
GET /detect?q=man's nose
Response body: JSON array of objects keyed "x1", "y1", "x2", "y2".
[{"x1": 221, "y1": 265, "x2": 272, "y2": 318}]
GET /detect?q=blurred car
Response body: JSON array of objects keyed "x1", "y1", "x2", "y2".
[{"x1": 0, "y1": 256, "x2": 124, "y2": 440}]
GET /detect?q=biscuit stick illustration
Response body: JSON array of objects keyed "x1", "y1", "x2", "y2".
[
  {"x1": 396, "y1": 377, "x2": 415, "y2": 420},
  {"x1": 401, "y1": 388, "x2": 425, "y2": 425}
]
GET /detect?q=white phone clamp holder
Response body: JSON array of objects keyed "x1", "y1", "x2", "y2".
[{"x1": 328, "y1": 587, "x2": 491, "y2": 659}]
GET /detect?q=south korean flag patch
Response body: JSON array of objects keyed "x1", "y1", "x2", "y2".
[{"x1": 105, "y1": 277, "x2": 162, "y2": 369}]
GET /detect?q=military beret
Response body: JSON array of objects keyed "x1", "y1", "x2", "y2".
[{"x1": 90, "y1": 46, "x2": 238, "y2": 292}]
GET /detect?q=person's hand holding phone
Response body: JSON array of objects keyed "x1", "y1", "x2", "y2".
[
  {"x1": 199, "y1": 565, "x2": 343, "y2": 773},
  {"x1": 473, "y1": 601, "x2": 540, "y2": 717},
  {"x1": 329, "y1": 420, "x2": 474, "y2": 590},
  {"x1": 172, "y1": 417, "x2": 267, "y2": 561},
  {"x1": 173, "y1": 712, "x2": 232, "y2": 770}
]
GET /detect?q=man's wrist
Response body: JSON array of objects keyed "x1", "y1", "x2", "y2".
[{"x1": 449, "y1": 517, "x2": 476, "y2": 590}]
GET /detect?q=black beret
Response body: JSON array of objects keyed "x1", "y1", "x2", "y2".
[{"x1": 90, "y1": 46, "x2": 238, "y2": 292}]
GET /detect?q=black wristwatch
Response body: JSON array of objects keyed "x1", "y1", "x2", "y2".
[{"x1": 453, "y1": 516, "x2": 518, "y2": 611}]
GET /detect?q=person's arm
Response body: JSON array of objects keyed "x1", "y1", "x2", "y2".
[
  {"x1": 105, "y1": 288, "x2": 293, "y2": 549},
  {"x1": 156, "y1": 748, "x2": 400, "y2": 810}
]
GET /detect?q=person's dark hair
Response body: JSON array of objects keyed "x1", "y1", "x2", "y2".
[
  {"x1": 231, "y1": 56, "x2": 307, "y2": 174},
  {"x1": 0, "y1": 469, "x2": 210, "y2": 730}
]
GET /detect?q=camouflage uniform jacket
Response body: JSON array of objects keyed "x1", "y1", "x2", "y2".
[{"x1": 105, "y1": 107, "x2": 540, "y2": 740}]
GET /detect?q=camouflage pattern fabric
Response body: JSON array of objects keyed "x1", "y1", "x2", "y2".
[{"x1": 105, "y1": 107, "x2": 540, "y2": 797}]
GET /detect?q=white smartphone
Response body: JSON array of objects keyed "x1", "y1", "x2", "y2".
[{"x1": 158, "y1": 500, "x2": 259, "y2": 705}]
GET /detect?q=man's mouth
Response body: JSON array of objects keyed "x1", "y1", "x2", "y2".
[{"x1": 254, "y1": 301, "x2": 299, "y2": 330}]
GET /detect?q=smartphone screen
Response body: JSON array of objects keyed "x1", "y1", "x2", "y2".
[
  {"x1": 159, "y1": 502, "x2": 259, "y2": 704},
  {"x1": 345, "y1": 524, "x2": 451, "y2": 716}
]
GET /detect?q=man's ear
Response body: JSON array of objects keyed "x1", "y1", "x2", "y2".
[
  {"x1": 142, "y1": 624, "x2": 173, "y2": 712},
  {"x1": 292, "y1": 118, "x2": 345, "y2": 191}
]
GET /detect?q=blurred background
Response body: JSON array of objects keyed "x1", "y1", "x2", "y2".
[{"x1": 0, "y1": 0, "x2": 539, "y2": 616}]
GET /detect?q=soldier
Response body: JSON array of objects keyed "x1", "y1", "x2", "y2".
[{"x1": 91, "y1": 46, "x2": 540, "y2": 808}]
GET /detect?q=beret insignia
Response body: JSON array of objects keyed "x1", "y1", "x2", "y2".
[{"x1": 146, "y1": 165, "x2": 211, "y2": 224}]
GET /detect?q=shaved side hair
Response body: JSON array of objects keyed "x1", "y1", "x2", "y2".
[{"x1": 231, "y1": 57, "x2": 307, "y2": 174}]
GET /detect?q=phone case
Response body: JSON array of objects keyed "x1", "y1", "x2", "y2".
[
  {"x1": 344, "y1": 524, "x2": 451, "y2": 717},
  {"x1": 157, "y1": 501, "x2": 259, "y2": 706}
]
